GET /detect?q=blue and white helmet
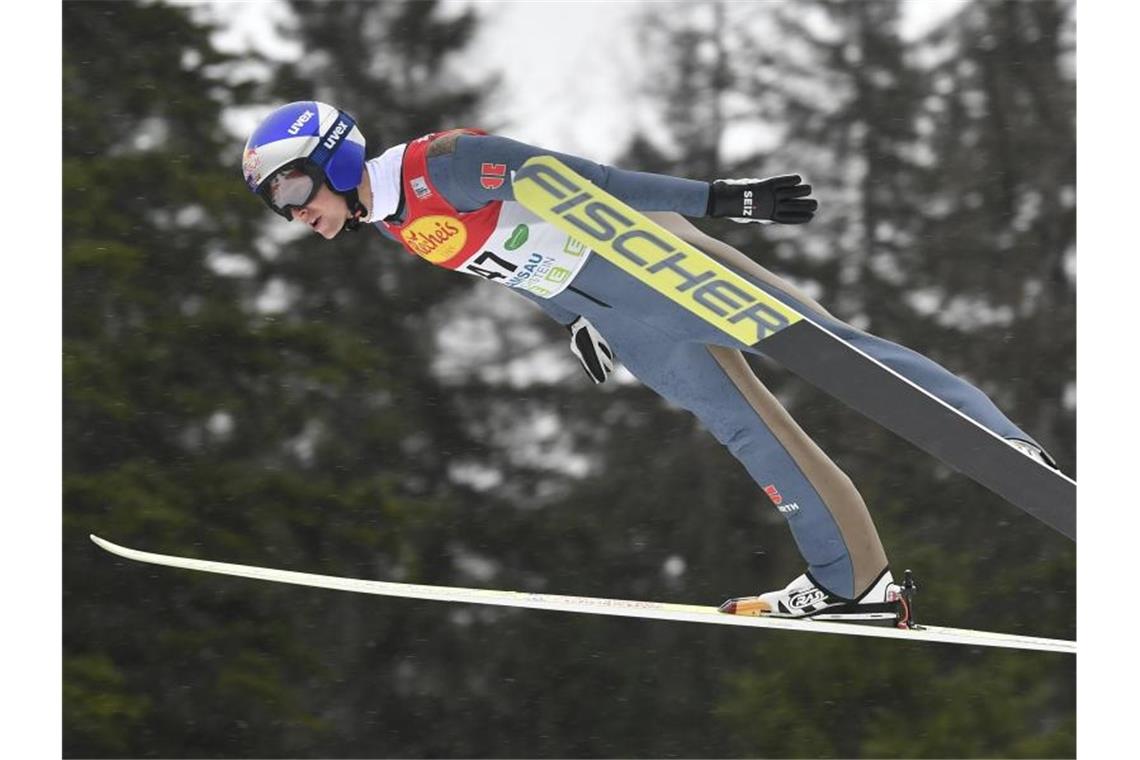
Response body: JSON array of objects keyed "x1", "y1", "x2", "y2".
[{"x1": 242, "y1": 101, "x2": 368, "y2": 221}]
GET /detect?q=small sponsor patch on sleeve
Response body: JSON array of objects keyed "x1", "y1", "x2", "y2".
[{"x1": 480, "y1": 162, "x2": 507, "y2": 190}]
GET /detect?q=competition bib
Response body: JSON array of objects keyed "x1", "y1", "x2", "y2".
[
  {"x1": 450, "y1": 203, "x2": 592, "y2": 298},
  {"x1": 380, "y1": 131, "x2": 592, "y2": 298}
]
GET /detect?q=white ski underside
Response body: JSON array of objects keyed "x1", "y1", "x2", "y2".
[{"x1": 91, "y1": 535, "x2": 1074, "y2": 655}]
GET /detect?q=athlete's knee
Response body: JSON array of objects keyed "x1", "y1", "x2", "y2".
[{"x1": 718, "y1": 420, "x2": 769, "y2": 460}]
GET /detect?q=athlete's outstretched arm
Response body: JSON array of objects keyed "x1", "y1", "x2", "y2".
[{"x1": 428, "y1": 134, "x2": 711, "y2": 215}]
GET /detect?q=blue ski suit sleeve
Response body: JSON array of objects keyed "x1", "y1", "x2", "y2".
[{"x1": 428, "y1": 134, "x2": 711, "y2": 216}]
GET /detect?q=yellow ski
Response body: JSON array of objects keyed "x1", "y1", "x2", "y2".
[
  {"x1": 92, "y1": 535, "x2": 1075, "y2": 654},
  {"x1": 513, "y1": 155, "x2": 802, "y2": 347},
  {"x1": 513, "y1": 155, "x2": 1076, "y2": 541}
]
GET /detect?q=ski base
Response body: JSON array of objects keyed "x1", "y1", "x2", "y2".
[{"x1": 91, "y1": 535, "x2": 1075, "y2": 655}]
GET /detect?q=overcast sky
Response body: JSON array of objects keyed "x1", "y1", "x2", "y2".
[{"x1": 201, "y1": 0, "x2": 968, "y2": 162}]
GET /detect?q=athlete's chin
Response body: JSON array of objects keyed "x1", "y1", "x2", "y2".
[{"x1": 314, "y1": 220, "x2": 343, "y2": 240}]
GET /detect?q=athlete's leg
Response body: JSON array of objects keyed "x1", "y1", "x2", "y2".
[{"x1": 576, "y1": 306, "x2": 887, "y2": 599}]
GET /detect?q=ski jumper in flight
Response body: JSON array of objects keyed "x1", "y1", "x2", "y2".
[{"x1": 241, "y1": 101, "x2": 1056, "y2": 619}]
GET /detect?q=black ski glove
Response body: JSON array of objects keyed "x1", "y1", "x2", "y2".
[
  {"x1": 706, "y1": 175, "x2": 818, "y2": 224},
  {"x1": 568, "y1": 316, "x2": 614, "y2": 384}
]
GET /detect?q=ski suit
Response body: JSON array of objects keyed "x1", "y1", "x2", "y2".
[{"x1": 369, "y1": 129, "x2": 1036, "y2": 599}]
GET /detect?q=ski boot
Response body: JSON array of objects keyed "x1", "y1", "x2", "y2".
[{"x1": 719, "y1": 568, "x2": 919, "y2": 628}]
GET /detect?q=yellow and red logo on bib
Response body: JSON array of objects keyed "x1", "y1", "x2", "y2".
[{"x1": 401, "y1": 215, "x2": 468, "y2": 263}]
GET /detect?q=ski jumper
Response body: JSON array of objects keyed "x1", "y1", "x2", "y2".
[{"x1": 373, "y1": 130, "x2": 1038, "y2": 600}]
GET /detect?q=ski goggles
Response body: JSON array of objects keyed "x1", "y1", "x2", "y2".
[{"x1": 256, "y1": 161, "x2": 325, "y2": 220}]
